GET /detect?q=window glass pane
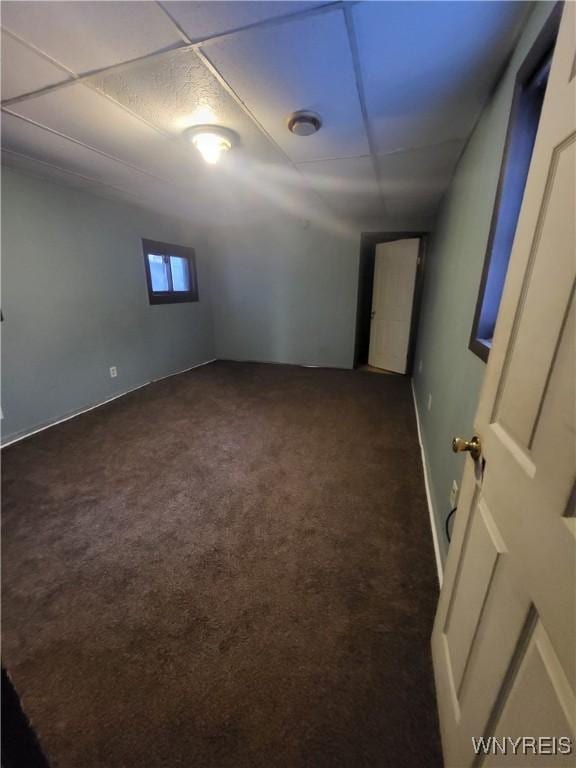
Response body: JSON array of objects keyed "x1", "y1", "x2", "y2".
[
  {"x1": 170, "y1": 256, "x2": 190, "y2": 292},
  {"x1": 148, "y1": 254, "x2": 169, "y2": 292},
  {"x1": 477, "y1": 91, "x2": 544, "y2": 343},
  {"x1": 471, "y1": 48, "x2": 551, "y2": 361}
]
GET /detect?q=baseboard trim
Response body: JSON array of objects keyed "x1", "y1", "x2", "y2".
[
  {"x1": 216, "y1": 357, "x2": 353, "y2": 371},
  {"x1": 1, "y1": 359, "x2": 217, "y2": 449},
  {"x1": 411, "y1": 379, "x2": 444, "y2": 586}
]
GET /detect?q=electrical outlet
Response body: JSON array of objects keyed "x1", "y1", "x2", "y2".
[
  {"x1": 427, "y1": 393, "x2": 432, "y2": 411},
  {"x1": 450, "y1": 480, "x2": 458, "y2": 508},
  {"x1": 418, "y1": 359, "x2": 423, "y2": 374},
  {"x1": 109, "y1": 366, "x2": 117, "y2": 378}
]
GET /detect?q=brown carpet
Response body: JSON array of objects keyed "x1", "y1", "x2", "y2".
[{"x1": 2, "y1": 361, "x2": 441, "y2": 768}]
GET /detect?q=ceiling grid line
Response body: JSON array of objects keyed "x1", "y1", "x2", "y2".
[
  {"x1": 194, "y1": 44, "x2": 343, "y2": 218},
  {"x1": 1, "y1": 1, "x2": 534, "y2": 226},
  {"x1": 1, "y1": 43, "x2": 189, "y2": 107},
  {"x1": 155, "y1": 0, "x2": 296, "y2": 167},
  {"x1": 2, "y1": 109, "x2": 163, "y2": 180},
  {"x1": 428, "y1": 12, "x2": 534, "y2": 216},
  {"x1": 4, "y1": 35, "x2": 331, "y2": 220},
  {"x1": 155, "y1": 0, "x2": 352, "y2": 178},
  {"x1": 342, "y1": 3, "x2": 388, "y2": 216},
  {"x1": 154, "y1": 1, "x2": 194, "y2": 45},
  {"x1": 3, "y1": 0, "x2": 361, "y2": 219},
  {"x1": 2, "y1": 147, "x2": 146, "y2": 200},
  {"x1": 294, "y1": 137, "x2": 472, "y2": 166},
  {"x1": 2, "y1": 2, "x2": 350, "y2": 107},
  {"x1": 296, "y1": 153, "x2": 372, "y2": 165},
  {"x1": 193, "y1": 47, "x2": 293, "y2": 165},
  {"x1": 1, "y1": 108, "x2": 205, "y2": 194},
  {"x1": 189, "y1": 3, "x2": 382, "y2": 217},
  {"x1": 1, "y1": 26, "x2": 75, "y2": 79},
  {"x1": 159, "y1": 0, "x2": 350, "y2": 47}
]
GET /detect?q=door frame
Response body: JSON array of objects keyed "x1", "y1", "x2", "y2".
[
  {"x1": 431, "y1": 3, "x2": 575, "y2": 762},
  {"x1": 353, "y1": 231, "x2": 429, "y2": 372}
]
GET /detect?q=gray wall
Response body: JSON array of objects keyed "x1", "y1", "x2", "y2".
[
  {"x1": 412, "y1": 2, "x2": 555, "y2": 563},
  {"x1": 210, "y1": 205, "x2": 361, "y2": 369},
  {"x1": 208, "y1": 179, "x2": 433, "y2": 370},
  {"x1": 1, "y1": 168, "x2": 215, "y2": 443},
  {"x1": 1, "y1": 162, "x2": 432, "y2": 444}
]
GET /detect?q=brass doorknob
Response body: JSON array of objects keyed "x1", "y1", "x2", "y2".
[{"x1": 452, "y1": 435, "x2": 482, "y2": 461}]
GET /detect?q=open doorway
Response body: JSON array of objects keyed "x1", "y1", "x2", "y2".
[{"x1": 354, "y1": 232, "x2": 428, "y2": 373}]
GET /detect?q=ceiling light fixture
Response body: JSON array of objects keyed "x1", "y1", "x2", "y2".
[
  {"x1": 185, "y1": 125, "x2": 237, "y2": 164},
  {"x1": 287, "y1": 111, "x2": 322, "y2": 136}
]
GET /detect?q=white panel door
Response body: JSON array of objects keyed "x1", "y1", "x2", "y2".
[
  {"x1": 432, "y1": 6, "x2": 575, "y2": 767},
  {"x1": 368, "y1": 238, "x2": 419, "y2": 373}
]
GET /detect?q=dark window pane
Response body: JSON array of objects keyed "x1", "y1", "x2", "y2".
[
  {"x1": 476, "y1": 79, "x2": 545, "y2": 342},
  {"x1": 148, "y1": 254, "x2": 169, "y2": 292},
  {"x1": 170, "y1": 256, "x2": 190, "y2": 292},
  {"x1": 470, "y1": 42, "x2": 553, "y2": 362},
  {"x1": 143, "y1": 239, "x2": 197, "y2": 305}
]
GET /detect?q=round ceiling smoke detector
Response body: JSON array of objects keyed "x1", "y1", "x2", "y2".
[{"x1": 287, "y1": 111, "x2": 322, "y2": 137}]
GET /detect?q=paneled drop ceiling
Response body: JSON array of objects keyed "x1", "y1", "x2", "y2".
[{"x1": 1, "y1": 0, "x2": 531, "y2": 227}]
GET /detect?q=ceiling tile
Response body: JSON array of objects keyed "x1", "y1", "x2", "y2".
[
  {"x1": 0, "y1": 1, "x2": 184, "y2": 75},
  {"x1": 88, "y1": 48, "x2": 284, "y2": 165},
  {"x1": 377, "y1": 140, "x2": 464, "y2": 199},
  {"x1": 2, "y1": 147, "x2": 223, "y2": 223},
  {"x1": 1, "y1": 111, "x2": 157, "y2": 195},
  {"x1": 162, "y1": 1, "x2": 324, "y2": 42},
  {"x1": 201, "y1": 9, "x2": 369, "y2": 163},
  {"x1": 2, "y1": 149, "x2": 114, "y2": 195},
  {"x1": 353, "y1": 0, "x2": 530, "y2": 153},
  {"x1": 385, "y1": 194, "x2": 442, "y2": 220},
  {"x1": 297, "y1": 156, "x2": 383, "y2": 218},
  {"x1": 1, "y1": 30, "x2": 70, "y2": 101},
  {"x1": 6, "y1": 83, "x2": 211, "y2": 188},
  {"x1": 2, "y1": 1, "x2": 521, "y2": 225}
]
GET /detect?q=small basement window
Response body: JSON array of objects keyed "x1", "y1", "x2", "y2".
[
  {"x1": 142, "y1": 239, "x2": 198, "y2": 305},
  {"x1": 469, "y1": 13, "x2": 558, "y2": 362}
]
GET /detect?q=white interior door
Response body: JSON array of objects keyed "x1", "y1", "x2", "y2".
[
  {"x1": 368, "y1": 238, "x2": 419, "y2": 373},
  {"x1": 432, "y1": 6, "x2": 575, "y2": 767}
]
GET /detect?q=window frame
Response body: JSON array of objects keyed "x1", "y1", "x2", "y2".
[
  {"x1": 142, "y1": 239, "x2": 199, "y2": 305},
  {"x1": 469, "y1": 4, "x2": 561, "y2": 362}
]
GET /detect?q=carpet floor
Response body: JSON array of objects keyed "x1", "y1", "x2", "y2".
[{"x1": 2, "y1": 361, "x2": 441, "y2": 767}]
